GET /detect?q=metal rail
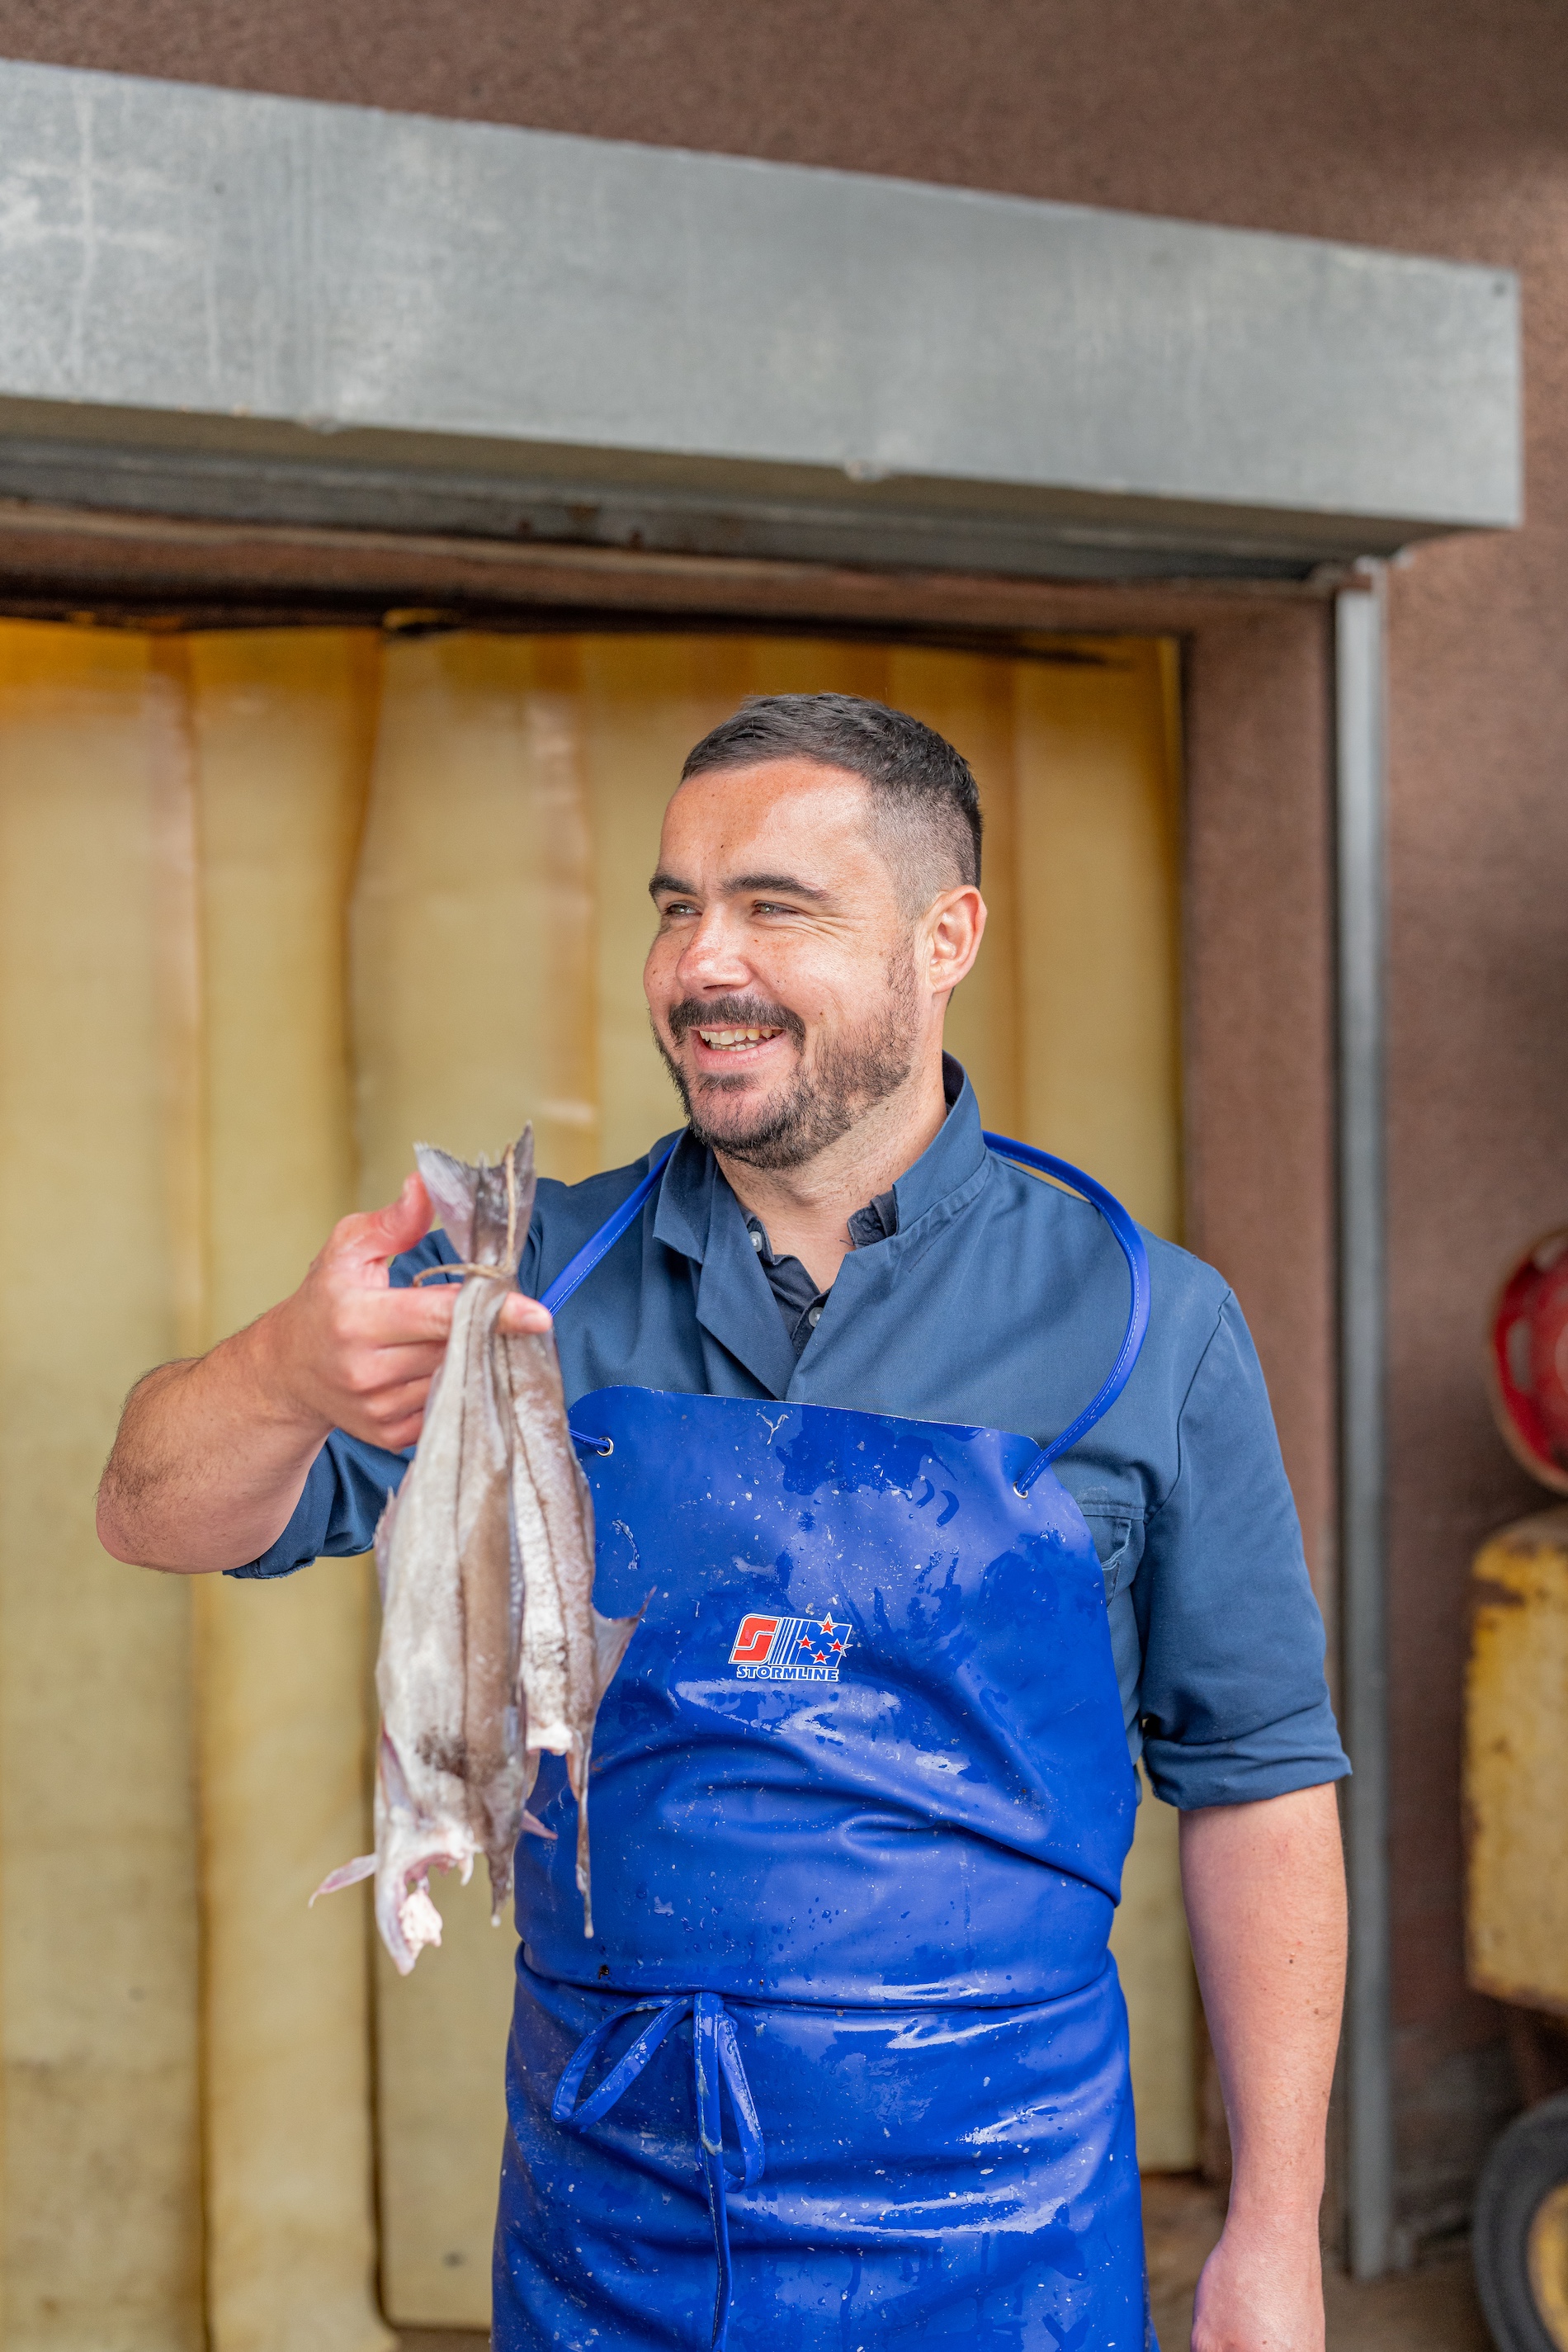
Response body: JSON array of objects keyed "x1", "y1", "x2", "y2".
[{"x1": 1336, "y1": 574, "x2": 1394, "y2": 2278}]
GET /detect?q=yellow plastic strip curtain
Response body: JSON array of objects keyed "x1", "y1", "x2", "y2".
[
  {"x1": 0, "y1": 624, "x2": 204, "y2": 2351},
  {"x1": 184, "y1": 631, "x2": 391, "y2": 2352},
  {"x1": 0, "y1": 621, "x2": 393, "y2": 2352},
  {"x1": 1013, "y1": 643, "x2": 1183, "y2": 1239}
]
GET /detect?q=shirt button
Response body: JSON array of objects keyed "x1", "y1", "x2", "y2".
[
  {"x1": 749, "y1": 1227, "x2": 764, "y2": 1251},
  {"x1": 807, "y1": 1306, "x2": 822, "y2": 1326}
]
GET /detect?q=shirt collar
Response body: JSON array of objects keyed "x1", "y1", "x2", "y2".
[
  {"x1": 652, "y1": 1051, "x2": 985, "y2": 1270},
  {"x1": 653, "y1": 1129, "x2": 796, "y2": 1394},
  {"x1": 649, "y1": 1055, "x2": 987, "y2": 1397},
  {"x1": 885, "y1": 1053, "x2": 985, "y2": 1233},
  {"x1": 649, "y1": 1124, "x2": 721, "y2": 1264}
]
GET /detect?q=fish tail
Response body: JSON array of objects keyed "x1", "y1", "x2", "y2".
[
  {"x1": 414, "y1": 1124, "x2": 536, "y2": 1273},
  {"x1": 593, "y1": 1603, "x2": 645, "y2": 1700},
  {"x1": 485, "y1": 1848, "x2": 513, "y2": 1925},
  {"x1": 575, "y1": 1775, "x2": 593, "y2": 1938}
]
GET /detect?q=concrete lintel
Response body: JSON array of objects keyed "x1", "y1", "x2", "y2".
[{"x1": 0, "y1": 60, "x2": 1523, "y2": 576}]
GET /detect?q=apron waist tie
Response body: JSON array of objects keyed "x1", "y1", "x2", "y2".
[{"x1": 552, "y1": 1992, "x2": 766, "y2": 2351}]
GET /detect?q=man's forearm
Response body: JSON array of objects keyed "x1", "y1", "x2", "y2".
[
  {"x1": 1180, "y1": 1781, "x2": 1347, "y2": 2352},
  {"x1": 97, "y1": 1315, "x2": 329, "y2": 1574}
]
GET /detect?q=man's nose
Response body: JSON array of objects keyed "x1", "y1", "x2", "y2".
[{"x1": 676, "y1": 907, "x2": 753, "y2": 991}]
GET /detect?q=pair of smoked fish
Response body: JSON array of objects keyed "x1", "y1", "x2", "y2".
[{"x1": 316, "y1": 1127, "x2": 639, "y2": 1973}]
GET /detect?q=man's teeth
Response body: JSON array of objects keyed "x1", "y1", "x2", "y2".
[{"x1": 697, "y1": 1026, "x2": 782, "y2": 1049}]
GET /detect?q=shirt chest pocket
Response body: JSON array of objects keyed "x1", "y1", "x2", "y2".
[{"x1": 1079, "y1": 1504, "x2": 1146, "y2": 1602}]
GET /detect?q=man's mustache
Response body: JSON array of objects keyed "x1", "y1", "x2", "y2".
[{"x1": 666, "y1": 996, "x2": 806, "y2": 1047}]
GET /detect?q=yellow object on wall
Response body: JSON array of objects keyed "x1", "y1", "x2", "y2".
[
  {"x1": 0, "y1": 619, "x2": 1190, "y2": 2349},
  {"x1": 1466, "y1": 1509, "x2": 1568, "y2": 2015}
]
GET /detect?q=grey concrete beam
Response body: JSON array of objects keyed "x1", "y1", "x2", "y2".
[{"x1": 0, "y1": 60, "x2": 1522, "y2": 578}]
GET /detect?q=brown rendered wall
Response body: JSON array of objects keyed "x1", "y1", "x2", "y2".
[
  {"x1": 6, "y1": 0, "x2": 1567, "y2": 2254},
  {"x1": 1183, "y1": 610, "x2": 1337, "y2": 1651}
]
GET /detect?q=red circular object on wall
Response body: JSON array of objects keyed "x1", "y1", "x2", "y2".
[{"x1": 1487, "y1": 1227, "x2": 1568, "y2": 1496}]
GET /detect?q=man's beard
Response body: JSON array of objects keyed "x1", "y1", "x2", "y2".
[{"x1": 654, "y1": 967, "x2": 920, "y2": 1172}]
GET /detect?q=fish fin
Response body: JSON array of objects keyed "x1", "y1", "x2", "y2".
[
  {"x1": 520, "y1": 1808, "x2": 556, "y2": 1841},
  {"x1": 379, "y1": 1728, "x2": 414, "y2": 1810},
  {"x1": 372, "y1": 1485, "x2": 400, "y2": 1604},
  {"x1": 414, "y1": 1142, "x2": 479, "y2": 1262},
  {"x1": 310, "y1": 1852, "x2": 375, "y2": 1905},
  {"x1": 593, "y1": 1602, "x2": 645, "y2": 1702}
]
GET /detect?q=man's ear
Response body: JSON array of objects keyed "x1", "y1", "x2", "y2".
[{"x1": 924, "y1": 886, "x2": 986, "y2": 995}]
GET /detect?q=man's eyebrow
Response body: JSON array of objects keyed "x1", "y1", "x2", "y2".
[
  {"x1": 727, "y1": 871, "x2": 831, "y2": 901},
  {"x1": 648, "y1": 870, "x2": 833, "y2": 904}
]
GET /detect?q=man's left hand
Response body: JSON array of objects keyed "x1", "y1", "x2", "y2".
[{"x1": 1192, "y1": 2212, "x2": 1325, "y2": 2352}]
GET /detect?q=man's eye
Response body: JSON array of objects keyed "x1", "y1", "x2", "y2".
[
  {"x1": 661, "y1": 900, "x2": 699, "y2": 918},
  {"x1": 754, "y1": 901, "x2": 796, "y2": 917}
]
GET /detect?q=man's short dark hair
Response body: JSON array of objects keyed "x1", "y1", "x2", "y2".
[{"x1": 680, "y1": 692, "x2": 982, "y2": 904}]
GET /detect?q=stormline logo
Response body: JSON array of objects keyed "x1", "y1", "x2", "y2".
[{"x1": 727, "y1": 1612, "x2": 853, "y2": 1683}]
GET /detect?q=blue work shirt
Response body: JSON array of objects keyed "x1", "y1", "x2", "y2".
[{"x1": 239, "y1": 1062, "x2": 1348, "y2": 1811}]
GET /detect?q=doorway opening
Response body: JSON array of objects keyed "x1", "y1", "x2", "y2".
[{"x1": 0, "y1": 616, "x2": 1187, "y2": 2342}]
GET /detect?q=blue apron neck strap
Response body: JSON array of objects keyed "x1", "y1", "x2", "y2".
[
  {"x1": 539, "y1": 1131, "x2": 1150, "y2": 1484},
  {"x1": 539, "y1": 1141, "x2": 678, "y2": 1318},
  {"x1": 982, "y1": 1131, "x2": 1150, "y2": 1489}
]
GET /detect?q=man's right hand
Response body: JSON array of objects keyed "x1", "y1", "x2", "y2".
[
  {"x1": 96, "y1": 1174, "x2": 550, "y2": 1575},
  {"x1": 257, "y1": 1173, "x2": 549, "y2": 1452}
]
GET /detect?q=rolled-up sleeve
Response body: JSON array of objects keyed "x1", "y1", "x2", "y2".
[
  {"x1": 228, "y1": 1430, "x2": 411, "y2": 1580},
  {"x1": 1133, "y1": 1293, "x2": 1350, "y2": 1809}
]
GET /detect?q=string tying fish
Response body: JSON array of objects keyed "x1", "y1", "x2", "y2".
[{"x1": 412, "y1": 1262, "x2": 515, "y2": 1287}]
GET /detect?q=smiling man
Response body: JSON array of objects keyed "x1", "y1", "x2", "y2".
[{"x1": 100, "y1": 692, "x2": 1348, "y2": 2352}]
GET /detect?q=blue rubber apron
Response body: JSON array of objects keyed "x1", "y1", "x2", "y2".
[{"x1": 493, "y1": 1135, "x2": 1155, "y2": 2352}]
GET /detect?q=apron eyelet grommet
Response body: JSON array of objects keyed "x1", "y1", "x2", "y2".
[{"x1": 596, "y1": 1437, "x2": 614, "y2": 1457}]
